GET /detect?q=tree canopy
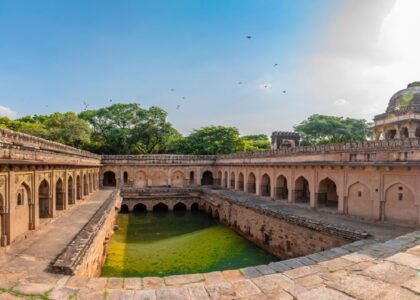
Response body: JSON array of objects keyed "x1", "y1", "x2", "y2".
[
  {"x1": 294, "y1": 114, "x2": 371, "y2": 145},
  {"x1": 79, "y1": 104, "x2": 179, "y2": 154},
  {"x1": 0, "y1": 104, "x2": 371, "y2": 154},
  {"x1": 0, "y1": 112, "x2": 91, "y2": 147}
]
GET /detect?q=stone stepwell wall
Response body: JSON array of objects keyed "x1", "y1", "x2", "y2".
[
  {"x1": 51, "y1": 190, "x2": 121, "y2": 276},
  {"x1": 119, "y1": 188, "x2": 366, "y2": 261},
  {"x1": 200, "y1": 190, "x2": 364, "y2": 260}
]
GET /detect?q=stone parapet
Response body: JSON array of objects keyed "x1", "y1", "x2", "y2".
[
  {"x1": 0, "y1": 128, "x2": 99, "y2": 158},
  {"x1": 51, "y1": 190, "x2": 121, "y2": 276},
  {"x1": 101, "y1": 154, "x2": 216, "y2": 165},
  {"x1": 0, "y1": 128, "x2": 101, "y2": 166}
]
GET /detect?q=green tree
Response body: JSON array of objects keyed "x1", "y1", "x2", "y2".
[
  {"x1": 44, "y1": 112, "x2": 91, "y2": 147},
  {"x1": 242, "y1": 134, "x2": 271, "y2": 152},
  {"x1": 173, "y1": 126, "x2": 245, "y2": 155},
  {"x1": 294, "y1": 114, "x2": 371, "y2": 145},
  {"x1": 79, "y1": 103, "x2": 179, "y2": 154}
]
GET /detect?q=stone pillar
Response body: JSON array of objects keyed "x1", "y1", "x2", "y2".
[
  {"x1": 256, "y1": 170, "x2": 261, "y2": 196},
  {"x1": 244, "y1": 170, "x2": 248, "y2": 193},
  {"x1": 395, "y1": 126, "x2": 401, "y2": 139},
  {"x1": 408, "y1": 126, "x2": 416, "y2": 138},
  {"x1": 289, "y1": 171, "x2": 295, "y2": 203}
]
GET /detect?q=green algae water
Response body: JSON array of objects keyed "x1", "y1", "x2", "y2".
[{"x1": 101, "y1": 210, "x2": 278, "y2": 277}]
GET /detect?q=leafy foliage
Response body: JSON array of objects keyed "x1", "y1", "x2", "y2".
[
  {"x1": 79, "y1": 103, "x2": 179, "y2": 154},
  {"x1": 242, "y1": 134, "x2": 271, "y2": 152},
  {"x1": 294, "y1": 114, "x2": 371, "y2": 145},
  {"x1": 0, "y1": 113, "x2": 91, "y2": 147},
  {"x1": 169, "y1": 126, "x2": 245, "y2": 155}
]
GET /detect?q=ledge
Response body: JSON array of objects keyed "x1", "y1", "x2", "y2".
[{"x1": 51, "y1": 190, "x2": 119, "y2": 275}]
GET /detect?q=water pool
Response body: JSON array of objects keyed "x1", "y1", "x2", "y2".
[{"x1": 101, "y1": 210, "x2": 278, "y2": 277}]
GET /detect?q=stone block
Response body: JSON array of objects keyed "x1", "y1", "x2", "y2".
[
  {"x1": 107, "y1": 277, "x2": 124, "y2": 289},
  {"x1": 363, "y1": 261, "x2": 416, "y2": 284},
  {"x1": 232, "y1": 280, "x2": 261, "y2": 297},
  {"x1": 203, "y1": 272, "x2": 225, "y2": 285},
  {"x1": 133, "y1": 290, "x2": 157, "y2": 300},
  {"x1": 295, "y1": 275, "x2": 323, "y2": 288},
  {"x1": 255, "y1": 264, "x2": 276, "y2": 275},
  {"x1": 319, "y1": 257, "x2": 354, "y2": 271},
  {"x1": 283, "y1": 266, "x2": 319, "y2": 279},
  {"x1": 221, "y1": 270, "x2": 244, "y2": 282},
  {"x1": 268, "y1": 261, "x2": 291, "y2": 273},
  {"x1": 124, "y1": 277, "x2": 141, "y2": 290},
  {"x1": 386, "y1": 252, "x2": 420, "y2": 269},
  {"x1": 13, "y1": 282, "x2": 54, "y2": 296},
  {"x1": 164, "y1": 274, "x2": 204, "y2": 286},
  {"x1": 143, "y1": 277, "x2": 164, "y2": 290},
  {"x1": 240, "y1": 267, "x2": 262, "y2": 278},
  {"x1": 205, "y1": 282, "x2": 236, "y2": 299},
  {"x1": 328, "y1": 273, "x2": 391, "y2": 299},
  {"x1": 156, "y1": 288, "x2": 189, "y2": 300},
  {"x1": 402, "y1": 277, "x2": 420, "y2": 294},
  {"x1": 188, "y1": 286, "x2": 210, "y2": 300},
  {"x1": 264, "y1": 273, "x2": 294, "y2": 290},
  {"x1": 297, "y1": 287, "x2": 354, "y2": 300}
]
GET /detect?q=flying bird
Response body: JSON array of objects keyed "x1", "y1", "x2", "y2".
[
  {"x1": 182, "y1": 96, "x2": 186, "y2": 100},
  {"x1": 176, "y1": 104, "x2": 180, "y2": 110},
  {"x1": 109, "y1": 99, "x2": 113, "y2": 103},
  {"x1": 238, "y1": 81, "x2": 243, "y2": 85},
  {"x1": 83, "y1": 101, "x2": 89, "y2": 110},
  {"x1": 274, "y1": 63, "x2": 278, "y2": 67},
  {"x1": 170, "y1": 88, "x2": 175, "y2": 92},
  {"x1": 264, "y1": 85, "x2": 269, "y2": 89},
  {"x1": 246, "y1": 35, "x2": 252, "y2": 39},
  {"x1": 282, "y1": 90, "x2": 286, "y2": 94}
]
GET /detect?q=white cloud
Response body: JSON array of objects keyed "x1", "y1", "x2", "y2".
[
  {"x1": 334, "y1": 98, "x2": 348, "y2": 106},
  {"x1": 296, "y1": 0, "x2": 420, "y2": 121},
  {"x1": 0, "y1": 105, "x2": 17, "y2": 118}
]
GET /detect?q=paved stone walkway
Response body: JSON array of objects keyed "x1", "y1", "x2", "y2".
[
  {"x1": 0, "y1": 190, "x2": 113, "y2": 284},
  {"x1": 0, "y1": 189, "x2": 419, "y2": 299}
]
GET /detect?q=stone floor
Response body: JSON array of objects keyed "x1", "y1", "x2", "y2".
[
  {"x1": 0, "y1": 190, "x2": 113, "y2": 284},
  {"x1": 0, "y1": 189, "x2": 419, "y2": 299}
]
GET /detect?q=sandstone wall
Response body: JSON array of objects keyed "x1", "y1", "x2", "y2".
[{"x1": 51, "y1": 190, "x2": 121, "y2": 276}]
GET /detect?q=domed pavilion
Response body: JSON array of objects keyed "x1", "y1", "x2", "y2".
[{"x1": 373, "y1": 82, "x2": 420, "y2": 140}]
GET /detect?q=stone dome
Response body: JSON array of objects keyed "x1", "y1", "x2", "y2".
[{"x1": 386, "y1": 82, "x2": 420, "y2": 113}]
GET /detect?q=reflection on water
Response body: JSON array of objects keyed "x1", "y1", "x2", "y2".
[{"x1": 101, "y1": 210, "x2": 277, "y2": 277}]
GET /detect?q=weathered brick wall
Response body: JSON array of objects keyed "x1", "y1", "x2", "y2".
[
  {"x1": 200, "y1": 191, "x2": 359, "y2": 260},
  {"x1": 51, "y1": 190, "x2": 122, "y2": 276}
]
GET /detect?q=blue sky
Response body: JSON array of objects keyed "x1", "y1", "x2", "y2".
[{"x1": 1, "y1": 0, "x2": 417, "y2": 135}]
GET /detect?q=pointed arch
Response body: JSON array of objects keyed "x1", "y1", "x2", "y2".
[
  {"x1": 347, "y1": 181, "x2": 372, "y2": 219},
  {"x1": 238, "y1": 172, "x2": 244, "y2": 191},
  {"x1": 385, "y1": 182, "x2": 417, "y2": 225},
  {"x1": 261, "y1": 173, "x2": 271, "y2": 197},
  {"x1": 230, "y1": 172, "x2": 236, "y2": 189},
  {"x1": 68, "y1": 176, "x2": 75, "y2": 205},
  {"x1": 247, "y1": 172, "x2": 256, "y2": 194},
  {"x1": 317, "y1": 177, "x2": 338, "y2": 210},
  {"x1": 201, "y1": 171, "x2": 213, "y2": 186},
  {"x1": 103, "y1": 171, "x2": 116, "y2": 187},
  {"x1": 171, "y1": 170, "x2": 185, "y2": 187},
  {"x1": 276, "y1": 175, "x2": 288, "y2": 200},
  {"x1": 134, "y1": 171, "x2": 147, "y2": 188},
  {"x1": 55, "y1": 178, "x2": 64, "y2": 211},
  {"x1": 76, "y1": 175, "x2": 82, "y2": 200},
  {"x1": 39, "y1": 179, "x2": 51, "y2": 218},
  {"x1": 294, "y1": 176, "x2": 310, "y2": 203}
]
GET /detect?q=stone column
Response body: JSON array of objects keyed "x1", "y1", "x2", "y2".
[{"x1": 255, "y1": 169, "x2": 261, "y2": 196}]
